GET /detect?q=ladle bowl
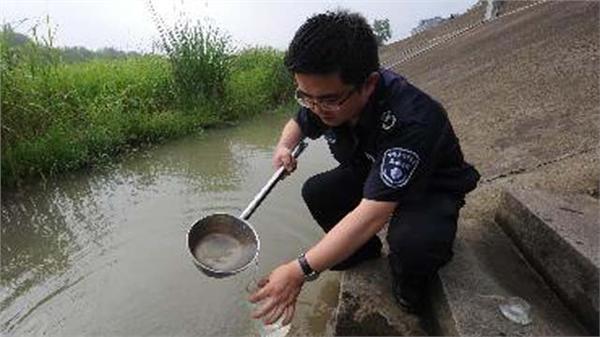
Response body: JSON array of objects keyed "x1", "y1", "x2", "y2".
[
  {"x1": 186, "y1": 140, "x2": 307, "y2": 278},
  {"x1": 187, "y1": 213, "x2": 259, "y2": 278}
]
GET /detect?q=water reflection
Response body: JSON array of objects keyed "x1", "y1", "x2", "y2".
[
  {"x1": 228, "y1": 111, "x2": 296, "y2": 151},
  {"x1": 1, "y1": 169, "x2": 135, "y2": 333},
  {"x1": 134, "y1": 111, "x2": 295, "y2": 194},
  {"x1": 1, "y1": 193, "x2": 73, "y2": 301}
]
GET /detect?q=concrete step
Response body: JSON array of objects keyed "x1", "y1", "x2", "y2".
[
  {"x1": 431, "y1": 217, "x2": 589, "y2": 336},
  {"x1": 495, "y1": 188, "x2": 599, "y2": 334}
]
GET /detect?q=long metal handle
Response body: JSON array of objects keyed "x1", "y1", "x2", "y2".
[{"x1": 239, "y1": 139, "x2": 308, "y2": 220}]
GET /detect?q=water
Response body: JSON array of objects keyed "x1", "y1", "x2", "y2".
[
  {"x1": 1, "y1": 112, "x2": 340, "y2": 336},
  {"x1": 194, "y1": 233, "x2": 246, "y2": 270}
]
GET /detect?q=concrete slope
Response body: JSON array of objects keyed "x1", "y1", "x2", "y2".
[
  {"x1": 380, "y1": 1, "x2": 487, "y2": 66},
  {"x1": 393, "y1": 1, "x2": 599, "y2": 180}
]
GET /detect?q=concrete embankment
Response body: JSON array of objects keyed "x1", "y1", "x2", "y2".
[{"x1": 329, "y1": 1, "x2": 599, "y2": 335}]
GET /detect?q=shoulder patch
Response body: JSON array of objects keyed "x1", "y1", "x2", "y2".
[
  {"x1": 380, "y1": 147, "x2": 420, "y2": 188},
  {"x1": 381, "y1": 110, "x2": 397, "y2": 130}
]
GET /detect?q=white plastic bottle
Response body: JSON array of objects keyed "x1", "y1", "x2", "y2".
[
  {"x1": 246, "y1": 280, "x2": 291, "y2": 337},
  {"x1": 259, "y1": 316, "x2": 291, "y2": 337}
]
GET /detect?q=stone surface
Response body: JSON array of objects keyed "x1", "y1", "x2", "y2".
[
  {"x1": 393, "y1": 1, "x2": 599, "y2": 181},
  {"x1": 495, "y1": 188, "x2": 599, "y2": 334},
  {"x1": 432, "y1": 218, "x2": 588, "y2": 336},
  {"x1": 330, "y1": 245, "x2": 427, "y2": 336}
]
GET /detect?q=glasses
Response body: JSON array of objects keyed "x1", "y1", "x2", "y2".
[{"x1": 294, "y1": 87, "x2": 357, "y2": 111}]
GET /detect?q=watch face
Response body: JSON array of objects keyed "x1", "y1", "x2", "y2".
[{"x1": 305, "y1": 272, "x2": 320, "y2": 282}]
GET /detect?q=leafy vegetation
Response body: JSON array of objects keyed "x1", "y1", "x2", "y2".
[{"x1": 0, "y1": 20, "x2": 295, "y2": 187}]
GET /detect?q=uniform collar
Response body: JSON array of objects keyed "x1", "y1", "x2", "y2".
[{"x1": 354, "y1": 70, "x2": 386, "y2": 133}]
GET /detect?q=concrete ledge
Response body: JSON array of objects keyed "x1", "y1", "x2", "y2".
[
  {"x1": 330, "y1": 245, "x2": 426, "y2": 336},
  {"x1": 431, "y1": 218, "x2": 588, "y2": 336},
  {"x1": 330, "y1": 188, "x2": 597, "y2": 336},
  {"x1": 495, "y1": 188, "x2": 599, "y2": 334}
]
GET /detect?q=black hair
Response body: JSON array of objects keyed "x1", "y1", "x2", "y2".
[{"x1": 284, "y1": 10, "x2": 380, "y2": 87}]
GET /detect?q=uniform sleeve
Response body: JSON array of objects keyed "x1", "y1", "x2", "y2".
[
  {"x1": 363, "y1": 118, "x2": 444, "y2": 203},
  {"x1": 294, "y1": 107, "x2": 325, "y2": 140}
]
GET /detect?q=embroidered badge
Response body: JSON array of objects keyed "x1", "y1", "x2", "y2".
[
  {"x1": 380, "y1": 148, "x2": 420, "y2": 188},
  {"x1": 381, "y1": 110, "x2": 397, "y2": 131},
  {"x1": 324, "y1": 130, "x2": 336, "y2": 144}
]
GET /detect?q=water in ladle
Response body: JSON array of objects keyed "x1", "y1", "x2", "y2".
[{"x1": 194, "y1": 233, "x2": 246, "y2": 271}]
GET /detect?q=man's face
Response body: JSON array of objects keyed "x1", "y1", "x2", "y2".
[{"x1": 294, "y1": 72, "x2": 377, "y2": 127}]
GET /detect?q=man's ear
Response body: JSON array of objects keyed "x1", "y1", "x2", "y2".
[{"x1": 363, "y1": 71, "x2": 380, "y2": 96}]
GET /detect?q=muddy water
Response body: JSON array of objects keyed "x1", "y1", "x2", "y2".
[
  {"x1": 194, "y1": 233, "x2": 248, "y2": 271},
  {"x1": 0, "y1": 112, "x2": 340, "y2": 336}
]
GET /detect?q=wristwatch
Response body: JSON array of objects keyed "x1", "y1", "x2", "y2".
[{"x1": 297, "y1": 253, "x2": 320, "y2": 282}]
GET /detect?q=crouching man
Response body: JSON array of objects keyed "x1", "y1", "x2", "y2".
[{"x1": 249, "y1": 9, "x2": 480, "y2": 325}]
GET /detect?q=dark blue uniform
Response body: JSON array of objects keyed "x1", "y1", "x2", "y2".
[{"x1": 296, "y1": 69, "x2": 480, "y2": 300}]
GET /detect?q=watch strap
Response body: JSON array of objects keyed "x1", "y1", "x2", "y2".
[{"x1": 298, "y1": 253, "x2": 314, "y2": 276}]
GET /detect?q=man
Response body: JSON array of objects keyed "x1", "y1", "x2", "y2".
[{"x1": 249, "y1": 10, "x2": 480, "y2": 325}]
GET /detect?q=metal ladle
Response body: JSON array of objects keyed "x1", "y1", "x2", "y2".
[{"x1": 186, "y1": 140, "x2": 308, "y2": 278}]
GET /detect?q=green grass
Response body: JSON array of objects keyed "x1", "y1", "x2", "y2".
[
  {"x1": 225, "y1": 47, "x2": 294, "y2": 120},
  {"x1": 1, "y1": 23, "x2": 295, "y2": 187}
]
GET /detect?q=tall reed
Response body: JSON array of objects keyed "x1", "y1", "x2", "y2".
[{"x1": 147, "y1": 1, "x2": 234, "y2": 107}]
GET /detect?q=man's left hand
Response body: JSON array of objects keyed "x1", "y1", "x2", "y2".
[{"x1": 248, "y1": 261, "x2": 305, "y2": 325}]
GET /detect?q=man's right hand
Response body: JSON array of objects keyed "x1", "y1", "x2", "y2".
[{"x1": 272, "y1": 145, "x2": 297, "y2": 173}]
